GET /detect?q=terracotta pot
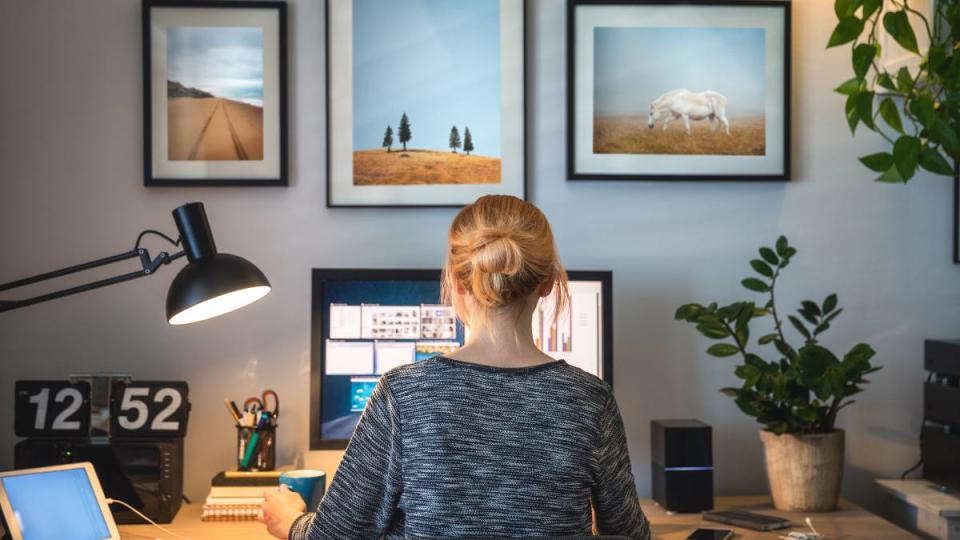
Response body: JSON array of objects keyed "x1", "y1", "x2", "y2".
[{"x1": 759, "y1": 429, "x2": 845, "y2": 512}]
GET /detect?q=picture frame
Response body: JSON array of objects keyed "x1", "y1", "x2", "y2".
[
  {"x1": 325, "y1": 0, "x2": 527, "y2": 207},
  {"x1": 567, "y1": 0, "x2": 791, "y2": 181},
  {"x1": 142, "y1": 0, "x2": 287, "y2": 186}
]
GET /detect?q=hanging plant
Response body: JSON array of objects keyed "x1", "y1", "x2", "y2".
[{"x1": 827, "y1": 0, "x2": 960, "y2": 182}]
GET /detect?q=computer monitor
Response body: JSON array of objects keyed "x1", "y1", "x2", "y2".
[
  {"x1": 0, "y1": 462, "x2": 121, "y2": 540},
  {"x1": 309, "y1": 268, "x2": 613, "y2": 449}
]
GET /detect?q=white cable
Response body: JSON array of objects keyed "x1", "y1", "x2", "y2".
[{"x1": 106, "y1": 498, "x2": 192, "y2": 540}]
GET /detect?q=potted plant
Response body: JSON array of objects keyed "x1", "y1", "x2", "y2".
[
  {"x1": 675, "y1": 237, "x2": 882, "y2": 512},
  {"x1": 827, "y1": 1, "x2": 959, "y2": 183}
]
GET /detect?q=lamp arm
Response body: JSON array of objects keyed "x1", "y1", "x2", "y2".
[{"x1": 0, "y1": 236, "x2": 186, "y2": 313}]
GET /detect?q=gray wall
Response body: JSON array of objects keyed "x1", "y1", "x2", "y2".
[{"x1": 2, "y1": 0, "x2": 957, "y2": 508}]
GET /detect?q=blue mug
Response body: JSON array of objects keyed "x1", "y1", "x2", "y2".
[{"x1": 279, "y1": 469, "x2": 326, "y2": 510}]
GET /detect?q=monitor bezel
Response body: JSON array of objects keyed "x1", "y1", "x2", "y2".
[
  {"x1": 309, "y1": 268, "x2": 613, "y2": 449},
  {"x1": 0, "y1": 462, "x2": 121, "y2": 540}
]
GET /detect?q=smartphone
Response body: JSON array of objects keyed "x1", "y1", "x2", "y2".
[{"x1": 687, "y1": 528, "x2": 735, "y2": 540}]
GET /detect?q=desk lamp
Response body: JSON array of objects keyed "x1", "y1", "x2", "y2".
[{"x1": 0, "y1": 202, "x2": 270, "y2": 324}]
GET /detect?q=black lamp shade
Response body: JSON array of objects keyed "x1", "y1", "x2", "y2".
[{"x1": 166, "y1": 253, "x2": 271, "y2": 325}]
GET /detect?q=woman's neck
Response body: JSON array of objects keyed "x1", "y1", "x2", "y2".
[{"x1": 446, "y1": 302, "x2": 558, "y2": 368}]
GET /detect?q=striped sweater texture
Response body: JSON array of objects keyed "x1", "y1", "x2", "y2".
[{"x1": 289, "y1": 356, "x2": 650, "y2": 539}]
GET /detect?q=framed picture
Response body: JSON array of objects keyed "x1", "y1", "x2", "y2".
[
  {"x1": 326, "y1": 0, "x2": 526, "y2": 207},
  {"x1": 143, "y1": 0, "x2": 287, "y2": 186},
  {"x1": 567, "y1": 0, "x2": 791, "y2": 181}
]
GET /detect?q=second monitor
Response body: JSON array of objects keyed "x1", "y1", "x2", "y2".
[{"x1": 309, "y1": 269, "x2": 612, "y2": 448}]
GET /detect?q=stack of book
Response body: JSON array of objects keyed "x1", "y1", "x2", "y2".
[{"x1": 201, "y1": 469, "x2": 284, "y2": 521}]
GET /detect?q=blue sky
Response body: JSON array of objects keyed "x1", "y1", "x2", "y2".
[
  {"x1": 167, "y1": 26, "x2": 264, "y2": 106},
  {"x1": 594, "y1": 27, "x2": 765, "y2": 118},
  {"x1": 353, "y1": 0, "x2": 501, "y2": 155}
]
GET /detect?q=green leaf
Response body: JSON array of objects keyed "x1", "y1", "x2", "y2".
[
  {"x1": 720, "y1": 387, "x2": 741, "y2": 397},
  {"x1": 876, "y1": 166, "x2": 906, "y2": 183},
  {"x1": 828, "y1": 15, "x2": 865, "y2": 48},
  {"x1": 758, "y1": 333, "x2": 778, "y2": 345},
  {"x1": 797, "y1": 345, "x2": 841, "y2": 387},
  {"x1": 774, "y1": 339, "x2": 797, "y2": 360},
  {"x1": 919, "y1": 147, "x2": 954, "y2": 175},
  {"x1": 842, "y1": 342, "x2": 876, "y2": 369},
  {"x1": 929, "y1": 121, "x2": 960, "y2": 158},
  {"x1": 708, "y1": 343, "x2": 740, "y2": 357},
  {"x1": 859, "y1": 152, "x2": 894, "y2": 172},
  {"x1": 750, "y1": 259, "x2": 774, "y2": 277},
  {"x1": 856, "y1": 91, "x2": 876, "y2": 129},
  {"x1": 835, "y1": 77, "x2": 863, "y2": 95},
  {"x1": 893, "y1": 135, "x2": 922, "y2": 180},
  {"x1": 760, "y1": 247, "x2": 780, "y2": 266},
  {"x1": 788, "y1": 315, "x2": 812, "y2": 339},
  {"x1": 879, "y1": 97, "x2": 904, "y2": 133},
  {"x1": 675, "y1": 303, "x2": 704, "y2": 321},
  {"x1": 775, "y1": 236, "x2": 789, "y2": 256},
  {"x1": 742, "y1": 278, "x2": 771, "y2": 293},
  {"x1": 825, "y1": 308, "x2": 844, "y2": 323},
  {"x1": 853, "y1": 43, "x2": 877, "y2": 79},
  {"x1": 845, "y1": 93, "x2": 861, "y2": 133},
  {"x1": 823, "y1": 294, "x2": 838, "y2": 314},
  {"x1": 696, "y1": 324, "x2": 730, "y2": 340},
  {"x1": 801, "y1": 301, "x2": 822, "y2": 317},
  {"x1": 835, "y1": 0, "x2": 855, "y2": 18},
  {"x1": 735, "y1": 364, "x2": 761, "y2": 380},
  {"x1": 862, "y1": 0, "x2": 881, "y2": 19},
  {"x1": 896, "y1": 66, "x2": 913, "y2": 93},
  {"x1": 876, "y1": 73, "x2": 897, "y2": 91},
  {"x1": 883, "y1": 10, "x2": 920, "y2": 54},
  {"x1": 909, "y1": 95, "x2": 937, "y2": 127}
]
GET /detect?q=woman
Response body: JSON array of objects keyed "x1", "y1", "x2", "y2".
[{"x1": 263, "y1": 195, "x2": 650, "y2": 539}]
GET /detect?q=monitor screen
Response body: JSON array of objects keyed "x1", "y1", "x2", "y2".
[
  {"x1": 0, "y1": 467, "x2": 112, "y2": 540},
  {"x1": 310, "y1": 269, "x2": 612, "y2": 448}
]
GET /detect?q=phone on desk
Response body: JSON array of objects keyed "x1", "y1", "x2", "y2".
[{"x1": 687, "y1": 528, "x2": 735, "y2": 540}]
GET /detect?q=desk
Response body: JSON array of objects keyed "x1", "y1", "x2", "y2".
[{"x1": 119, "y1": 496, "x2": 916, "y2": 539}]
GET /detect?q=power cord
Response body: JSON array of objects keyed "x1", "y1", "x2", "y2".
[
  {"x1": 900, "y1": 371, "x2": 935, "y2": 480},
  {"x1": 106, "y1": 498, "x2": 192, "y2": 540}
]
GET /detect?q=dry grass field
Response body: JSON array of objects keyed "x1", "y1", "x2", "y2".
[
  {"x1": 353, "y1": 149, "x2": 501, "y2": 185},
  {"x1": 168, "y1": 97, "x2": 263, "y2": 161},
  {"x1": 593, "y1": 116, "x2": 765, "y2": 156}
]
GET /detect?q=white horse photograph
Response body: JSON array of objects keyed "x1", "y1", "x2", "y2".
[
  {"x1": 592, "y1": 26, "x2": 766, "y2": 156},
  {"x1": 647, "y1": 89, "x2": 730, "y2": 135}
]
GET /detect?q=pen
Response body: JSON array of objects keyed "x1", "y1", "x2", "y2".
[{"x1": 224, "y1": 399, "x2": 241, "y2": 425}]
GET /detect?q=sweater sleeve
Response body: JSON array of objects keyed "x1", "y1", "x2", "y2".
[
  {"x1": 289, "y1": 377, "x2": 403, "y2": 540},
  {"x1": 592, "y1": 391, "x2": 650, "y2": 540}
]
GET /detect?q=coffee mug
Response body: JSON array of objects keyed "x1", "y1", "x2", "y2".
[{"x1": 279, "y1": 469, "x2": 326, "y2": 509}]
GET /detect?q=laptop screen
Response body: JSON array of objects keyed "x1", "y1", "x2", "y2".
[{"x1": 1, "y1": 467, "x2": 112, "y2": 540}]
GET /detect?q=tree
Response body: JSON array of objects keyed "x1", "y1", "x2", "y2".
[
  {"x1": 463, "y1": 127, "x2": 474, "y2": 155},
  {"x1": 382, "y1": 125, "x2": 393, "y2": 152},
  {"x1": 449, "y1": 126, "x2": 461, "y2": 153},
  {"x1": 398, "y1": 113, "x2": 412, "y2": 151}
]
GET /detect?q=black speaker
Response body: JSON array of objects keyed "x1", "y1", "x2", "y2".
[
  {"x1": 651, "y1": 419, "x2": 713, "y2": 513},
  {"x1": 14, "y1": 438, "x2": 184, "y2": 524}
]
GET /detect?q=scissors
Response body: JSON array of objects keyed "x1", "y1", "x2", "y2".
[{"x1": 244, "y1": 389, "x2": 279, "y2": 420}]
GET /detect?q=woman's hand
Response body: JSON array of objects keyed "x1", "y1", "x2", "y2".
[{"x1": 262, "y1": 485, "x2": 307, "y2": 539}]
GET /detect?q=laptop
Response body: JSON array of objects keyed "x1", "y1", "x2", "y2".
[{"x1": 0, "y1": 462, "x2": 121, "y2": 540}]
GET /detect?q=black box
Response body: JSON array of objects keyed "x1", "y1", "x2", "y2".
[
  {"x1": 925, "y1": 340, "x2": 960, "y2": 377},
  {"x1": 651, "y1": 419, "x2": 713, "y2": 513},
  {"x1": 14, "y1": 438, "x2": 183, "y2": 524}
]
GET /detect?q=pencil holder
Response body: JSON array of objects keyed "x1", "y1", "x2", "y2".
[{"x1": 236, "y1": 425, "x2": 276, "y2": 472}]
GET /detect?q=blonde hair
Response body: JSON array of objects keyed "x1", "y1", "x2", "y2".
[{"x1": 441, "y1": 195, "x2": 568, "y2": 331}]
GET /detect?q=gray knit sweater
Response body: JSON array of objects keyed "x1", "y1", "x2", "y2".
[{"x1": 289, "y1": 356, "x2": 650, "y2": 539}]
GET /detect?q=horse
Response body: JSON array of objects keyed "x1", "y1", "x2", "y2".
[{"x1": 647, "y1": 89, "x2": 731, "y2": 135}]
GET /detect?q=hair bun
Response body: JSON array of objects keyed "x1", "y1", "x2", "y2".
[{"x1": 469, "y1": 229, "x2": 523, "y2": 277}]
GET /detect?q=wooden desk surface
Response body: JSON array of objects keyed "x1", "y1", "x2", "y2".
[{"x1": 119, "y1": 496, "x2": 917, "y2": 539}]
